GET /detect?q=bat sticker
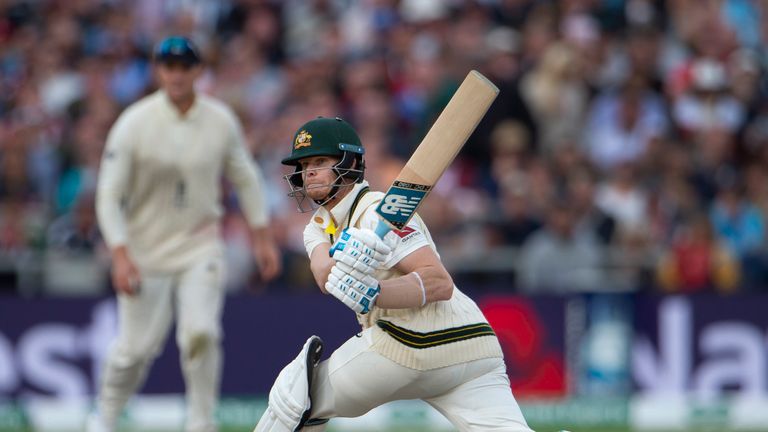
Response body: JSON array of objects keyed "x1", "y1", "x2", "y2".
[{"x1": 376, "y1": 182, "x2": 432, "y2": 229}]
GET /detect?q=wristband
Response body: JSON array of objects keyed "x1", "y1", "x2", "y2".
[{"x1": 412, "y1": 271, "x2": 426, "y2": 306}]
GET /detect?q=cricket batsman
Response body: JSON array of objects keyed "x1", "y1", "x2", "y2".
[
  {"x1": 88, "y1": 36, "x2": 281, "y2": 432},
  {"x1": 253, "y1": 117, "x2": 533, "y2": 431}
]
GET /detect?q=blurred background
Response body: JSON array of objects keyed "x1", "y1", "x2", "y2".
[{"x1": 0, "y1": 0, "x2": 767, "y2": 431}]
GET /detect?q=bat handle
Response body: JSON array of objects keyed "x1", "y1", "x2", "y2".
[
  {"x1": 328, "y1": 220, "x2": 392, "y2": 258},
  {"x1": 374, "y1": 219, "x2": 392, "y2": 239}
]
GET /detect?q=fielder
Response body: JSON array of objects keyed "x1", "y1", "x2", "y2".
[
  {"x1": 254, "y1": 117, "x2": 533, "y2": 431},
  {"x1": 89, "y1": 36, "x2": 281, "y2": 432}
]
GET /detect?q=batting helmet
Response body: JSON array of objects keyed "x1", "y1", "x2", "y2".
[{"x1": 282, "y1": 117, "x2": 365, "y2": 187}]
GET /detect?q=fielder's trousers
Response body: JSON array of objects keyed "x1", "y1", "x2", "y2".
[{"x1": 95, "y1": 252, "x2": 226, "y2": 432}]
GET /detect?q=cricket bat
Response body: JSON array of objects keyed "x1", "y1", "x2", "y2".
[{"x1": 374, "y1": 70, "x2": 499, "y2": 238}]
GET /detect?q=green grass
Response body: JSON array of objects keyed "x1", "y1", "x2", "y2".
[
  {"x1": 0, "y1": 425, "x2": 768, "y2": 432},
  {"x1": 3, "y1": 396, "x2": 766, "y2": 432}
]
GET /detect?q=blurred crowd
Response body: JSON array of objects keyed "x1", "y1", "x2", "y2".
[{"x1": 0, "y1": 0, "x2": 766, "y2": 296}]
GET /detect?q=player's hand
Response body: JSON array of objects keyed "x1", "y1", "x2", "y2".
[
  {"x1": 329, "y1": 227, "x2": 392, "y2": 273},
  {"x1": 325, "y1": 262, "x2": 380, "y2": 314},
  {"x1": 111, "y1": 247, "x2": 141, "y2": 296},
  {"x1": 251, "y1": 227, "x2": 282, "y2": 282}
]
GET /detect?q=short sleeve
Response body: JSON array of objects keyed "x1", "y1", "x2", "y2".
[{"x1": 303, "y1": 221, "x2": 330, "y2": 257}]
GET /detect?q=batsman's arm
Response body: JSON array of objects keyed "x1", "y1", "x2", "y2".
[
  {"x1": 309, "y1": 243, "x2": 334, "y2": 294},
  {"x1": 376, "y1": 245, "x2": 453, "y2": 309},
  {"x1": 313, "y1": 239, "x2": 452, "y2": 308}
]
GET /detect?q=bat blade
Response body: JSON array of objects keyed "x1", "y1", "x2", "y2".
[{"x1": 374, "y1": 70, "x2": 499, "y2": 237}]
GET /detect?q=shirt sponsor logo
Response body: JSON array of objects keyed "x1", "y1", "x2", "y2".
[
  {"x1": 401, "y1": 231, "x2": 420, "y2": 243},
  {"x1": 394, "y1": 226, "x2": 421, "y2": 245},
  {"x1": 394, "y1": 226, "x2": 415, "y2": 238}
]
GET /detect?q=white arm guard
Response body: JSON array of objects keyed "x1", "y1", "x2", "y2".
[{"x1": 254, "y1": 336, "x2": 326, "y2": 432}]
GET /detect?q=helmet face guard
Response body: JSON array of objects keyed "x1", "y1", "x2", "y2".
[
  {"x1": 284, "y1": 151, "x2": 365, "y2": 212},
  {"x1": 282, "y1": 117, "x2": 365, "y2": 212}
]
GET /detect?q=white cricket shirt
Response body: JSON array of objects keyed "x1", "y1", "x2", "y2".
[
  {"x1": 97, "y1": 90, "x2": 268, "y2": 273},
  {"x1": 305, "y1": 182, "x2": 503, "y2": 370}
]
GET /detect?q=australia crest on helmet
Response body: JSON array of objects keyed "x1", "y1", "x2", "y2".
[{"x1": 295, "y1": 130, "x2": 312, "y2": 149}]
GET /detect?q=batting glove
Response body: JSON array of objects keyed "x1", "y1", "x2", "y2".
[
  {"x1": 325, "y1": 262, "x2": 381, "y2": 314},
  {"x1": 329, "y1": 227, "x2": 392, "y2": 274}
]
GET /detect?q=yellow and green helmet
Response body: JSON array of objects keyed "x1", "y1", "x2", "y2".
[{"x1": 282, "y1": 117, "x2": 366, "y2": 187}]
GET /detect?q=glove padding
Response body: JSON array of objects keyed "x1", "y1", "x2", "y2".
[
  {"x1": 329, "y1": 228, "x2": 392, "y2": 274},
  {"x1": 325, "y1": 262, "x2": 380, "y2": 314}
]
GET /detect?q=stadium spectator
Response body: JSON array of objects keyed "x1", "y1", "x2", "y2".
[
  {"x1": 585, "y1": 73, "x2": 668, "y2": 171},
  {"x1": 519, "y1": 42, "x2": 589, "y2": 155},
  {"x1": 672, "y1": 58, "x2": 746, "y2": 136},
  {"x1": 0, "y1": 0, "x2": 765, "y2": 295},
  {"x1": 656, "y1": 212, "x2": 740, "y2": 293},
  {"x1": 567, "y1": 168, "x2": 617, "y2": 246},
  {"x1": 710, "y1": 178, "x2": 767, "y2": 287},
  {"x1": 594, "y1": 162, "x2": 649, "y2": 236},
  {"x1": 517, "y1": 201, "x2": 605, "y2": 293}
]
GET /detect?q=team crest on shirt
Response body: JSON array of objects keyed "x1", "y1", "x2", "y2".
[{"x1": 294, "y1": 130, "x2": 312, "y2": 149}]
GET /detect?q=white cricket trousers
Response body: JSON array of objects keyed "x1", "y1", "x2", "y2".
[
  {"x1": 95, "y1": 253, "x2": 226, "y2": 432},
  {"x1": 306, "y1": 327, "x2": 533, "y2": 432}
]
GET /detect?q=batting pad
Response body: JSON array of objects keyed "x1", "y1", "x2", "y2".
[{"x1": 254, "y1": 336, "x2": 324, "y2": 432}]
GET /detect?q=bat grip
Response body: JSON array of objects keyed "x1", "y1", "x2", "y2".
[{"x1": 374, "y1": 219, "x2": 392, "y2": 239}]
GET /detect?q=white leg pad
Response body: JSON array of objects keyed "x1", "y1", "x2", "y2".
[{"x1": 254, "y1": 336, "x2": 324, "y2": 432}]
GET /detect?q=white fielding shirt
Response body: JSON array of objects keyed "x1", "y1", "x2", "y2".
[{"x1": 96, "y1": 90, "x2": 269, "y2": 274}]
